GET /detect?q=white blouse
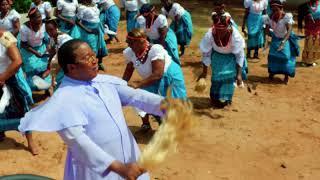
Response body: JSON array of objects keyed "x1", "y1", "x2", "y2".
[
  {"x1": 199, "y1": 27, "x2": 245, "y2": 67},
  {"x1": 244, "y1": 0, "x2": 267, "y2": 14},
  {"x1": 136, "y1": 14, "x2": 168, "y2": 40},
  {"x1": 0, "y1": 10, "x2": 20, "y2": 33},
  {"x1": 123, "y1": 44, "x2": 172, "y2": 79},
  {"x1": 161, "y1": 3, "x2": 186, "y2": 19},
  {"x1": 98, "y1": 0, "x2": 115, "y2": 9},
  {"x1": 124, "y1": 0, "x2": 148, "y2": 11},
  {"x1": 57, "y1": 0, "x2": 78, "y2": 17},
  {"x1": 50, "y1": 33, "x2": 73, "y2": 51},
  {"x1": 264, "y1": 13, "x2": 294, "y2": 38},
  {"x1": 0, "y1": 36, "x2": 17, "y2": 74},
  {"x1": 77, "y1": 4, "x2": 100, "y2": 23},
  {"x1": 20, "y1": 24, "x2": 46, "y2": 47},
  {"x1": 30, "y1": 1, "x2": 52, "y2": 20}
]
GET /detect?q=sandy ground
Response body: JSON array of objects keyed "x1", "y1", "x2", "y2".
[{"x1": 1, "y1": 1, "x2": 320, "y2": 180}]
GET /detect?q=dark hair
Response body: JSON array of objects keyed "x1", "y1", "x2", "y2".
[
  {"x1": 270, "y1": 0, "x2": 284, "y2": 7},
  {"x1": 139, "y1": 3, "x2": 154, "y2": 14},
  {"x1": 28, "y1": 7, "x2": 41, "y2": 19},
  {"x1": 45, "y1": 19, "x2": 58, "y2": 28},
  {"x1": 213, "y1": 0, "x2": 226, "y2": 6},
  {"x1": 58, "y1": 39, "x2": 85, "y2": 73}
]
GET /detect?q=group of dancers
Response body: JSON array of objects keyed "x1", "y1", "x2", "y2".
[{"x1": 0, "y1": 0, "x2": 319, "y2": 154}]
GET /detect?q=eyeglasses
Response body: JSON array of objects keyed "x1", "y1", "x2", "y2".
[{"x1": 75, "y1": 55, "x2": 97, "y2": 65}]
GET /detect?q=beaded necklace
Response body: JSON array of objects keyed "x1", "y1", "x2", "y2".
[
  {"x1": 309, "y1": 0, "x2": 319, "y2": 13},
  {"x1": 134, "y1": 43, "x2": 151, "y2": 66}
]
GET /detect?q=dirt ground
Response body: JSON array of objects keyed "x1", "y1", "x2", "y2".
[{"x1": 1, "y1": 1, "x2": 320, "y2": 180}]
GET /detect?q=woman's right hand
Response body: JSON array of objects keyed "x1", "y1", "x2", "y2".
[
  {"x1": 123, "y1": 163, "x2": 146, "y2": 180},
  {"x1": 35, "y1": 53, "x2": 43, "y2": 58}
]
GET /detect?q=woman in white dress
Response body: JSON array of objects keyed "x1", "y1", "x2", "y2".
[
  {"x1": 124, "y1": 0, "x2": 147, "y2": 33},
  {"x1": 20, "y1": 8, "x2": 51, "y2": 91},
  {"x1": 242, "y1": 0, "x2": 267, "y2": 59},
  {"x1": 45, "y1": 19, "x2": 72, "y2": 89},
  {"x1": 0, "y1": 30, "x2": 37, "y2": 155},
  {"x1": 55, "y1": 0, "x2": 80, "y2": 38},
  {"x1": 264, "y1": 0, "x2": 300, "y2": 84},
  {"x1": 161, "y1": 0, "x2": 193, "y2": 56},
  {"x1": 122, "y1": 28, "x2": 186, "y2": 131},
  {"x1": 77, "y1": 0, "x2": 107, "y2": 70},
  {"x1": 136, "y1": 3, "x2": 180, "y2": 65},
  {"x1": 30, "y1": 0, "x2": 52, "y2": 22},
  {"x1": 198, "y1": 14, "x2": 245, "y2": 108}
]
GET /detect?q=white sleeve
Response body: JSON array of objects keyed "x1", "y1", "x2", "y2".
[
  {"x1": 149, "y1": 45, "x2": 166, "y2": 62},
  {"x1": 57, "y1": 0, "x2": 64, "y2": 11},
  {"x1": 123, "y1": 48, "x2": 134, "y2": 64},
  {"x1": 57, "y1": 34, "x2": 73, "y2": 48},
  {"x1": 231, "y1": 29, "x2": 245, "y2": 67},
  {"x1": 156, "y1": 15, "x2": 168, "y2": 28},
  {"x1": 77, "y1": 6, "x2": 84, "y2": 20},
  {"x1": 161, "y1": 7, "x2": 167, "y2": 16},
  {"x1": 10, "y1": 10, "x2": 21, "y2": 21},
  {"x1": 284, "y1": 13, "x2": 294, "y2": 25},
  {"x1": 244, "y1": 0, "x2": 251, "y2": 8},
  {"x1": 20, "y1": 25, "x2": 28, "y2": 42},
  {"x1": 136, "y1": 15, "x2": 146, "y2": 28},
  {"x1": 58, "y1": 126, "x2": 116, "y2": 175},
  {"x1": 199, "y1": 30, "x2": 213, "y2": 66},
  {"x1": 44, "y1": 2, "x2": 52, "y2": 12},
  {"x1": 263, "y1": 0, "x2": 268, "y2": 10},
  {"x1": 263, "y1": 14, "x2": 270, "y2": 26}
]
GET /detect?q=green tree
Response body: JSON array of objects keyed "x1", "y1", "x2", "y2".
[{"x1": 13, "y1": 0, "x2": 32, "y2": 13}]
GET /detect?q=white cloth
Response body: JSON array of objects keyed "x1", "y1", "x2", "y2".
[
  {"x1": 49, "y1": 33, "x2": 73, "y2": 52},
  {"x1": 124, "y1": 0, "x2": 148, "y2": 11},
  {"x1": 0, "y1": 10, "x2": 21, "y2": 33},
  {"x1": 0, "y1": 42, "x2": 13, "y2": 74},
  {"x1": 98, "y1": 0, "x2": 115, "y2": 9},
  {"x1": 30, "y1": 1, "x2": 52, "y2": 20},
  {"x1": 264, "y1": 13, "x2": 294, "y2": 38},
  {"x1": 161, "y1": 3, "x2": 185, "y2": 19},
  {"x1": 244, "y1": 0, "x2": 267, "y2": 14},
  {"x1": 77, "y1": 4, "x2": 100, "y2": 23},
  {"x1": 57, "y1": 0, "x2": 78, "y2": 17},
  {"x1": 199, "y1": 27, "x2": 245, "y2": 67},
  {"x1": 136, "y1": 14, "x2": 168, "y2": 40},
  {"x1": 123, "y1": 44, "x2": 172, "y2": 79},
  {"x1": 20, "y1": 24, "x2": 46, "y2": 47}
]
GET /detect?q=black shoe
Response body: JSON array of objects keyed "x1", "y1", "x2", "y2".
[{"x1": 0, "y1": 132, "x2": 5, "y2": 142}]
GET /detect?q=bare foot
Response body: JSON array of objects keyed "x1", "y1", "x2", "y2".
[
  {"x1": 0, "y1": 132, "x2": 5, "y2": 142},
  {"x1": 28, "y1": 141, "x2": 39, "y2": 156},
  {"x1": 284, "y1": 75, "x2": 289, "y2": 85}
]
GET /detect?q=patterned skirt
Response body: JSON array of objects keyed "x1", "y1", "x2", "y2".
[
  {"x1": 210, "y1": 51, "x2": 237, "y2": 101},
  {"x1": 143, "y1": 61, "x2": 187, "y2": 99},
  {"x1": 100, "y1": 5, "x2": 120, "y2": 37},
  {"x1": 246, "y1": 13, "x2": 264, "y2": 50},
  {"x1": 169, "y1": 11, "x2": 193, "y2": 46},
  {"x1": 151, "y1": 29, "x2": 180, "y2": 65},
  {"x1": 0, "y1": 69, "x2": 33, "y2": 131},
  {"x1": 268, "y1": 33, "x2": 299, "y2": 77},
  {"x1": 58, "y1": 16, "x2": 81, "y2": 39},
  {"x1": 126, "y1": 10, "x2": 138, "y2": 33},
  {"x1": 77, "y1": 21, "x2": 108, "y2": 58},
  {"x1": 20, "y1": 44, "x2": 52, "y2": 90}
]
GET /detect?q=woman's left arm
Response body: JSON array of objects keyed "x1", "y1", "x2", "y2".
[
  {"x1": 278, "y1": 23, "x2": 292, "y2": 51},
  {"x1": 0, "y1": 44, "x2": 22, "y2": 83},
  {"x1": 136, "y1": 60, "x2": 164, "y2": 88},
  {"x1": 158, "y1": 27, "x2": 168, "y2": 47}
]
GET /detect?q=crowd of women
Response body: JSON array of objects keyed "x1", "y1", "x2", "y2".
[{"x1": 0, "y1": 0, "x2": 318, "y2": 155}]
